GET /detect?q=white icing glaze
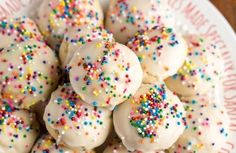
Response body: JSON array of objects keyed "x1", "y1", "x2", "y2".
[
  {"x1": 165, "y1": 35, "x2": 224, "y2": 96},
  {"x1": 69, "y1": 40, "x2": 143, "y2": 108},
  {"x1": 0, "y1": 40, "x2": 60, "y2": 109},
  {"x1": 105, "y1": 0, "x2": 175, "y2": 44},
  {"x1": 36, "y1": 0, "x2": 104, "y2": 50},
  {"x1": 32, "y1": 134, "x2": 95, "y2": 153},
  {"x1": 44, "y1": 84, "x2": 112, "y2": 149},
  {"x1": 127, "y1": 26, "x2": 187, "y2": 82},
  {"x1": 103, "y1": 137, "x2": 165, "y2": 153},
  {"x1": 0, "y1": 99, "x2": 40, "y2": 153},
  {"x1": 169, "y1": 96, "x2": 229, "y2": 153},
  {"x1": 113, "y1": 83, "x2": 186, "y2": 152},
  {"x1": 59, "y1": 25, "x2": 114, "y2": 67},
  {"x1": 0, "y1": 17, "x2": 43, "y2": 49}
]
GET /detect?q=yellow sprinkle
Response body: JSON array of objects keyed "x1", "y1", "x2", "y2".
[
  {"x1": 131, "y1": 6, "x2": 137, "y2": 12},
  {"x1": 96, "y1": 42, "x2": 102, "y2": 48},
  {"x1": 64, "y1": 126, "x2": 69, "y2": 130},
  {"x1": 93, "y1": 90, "x2": 99, "y2": 96}
]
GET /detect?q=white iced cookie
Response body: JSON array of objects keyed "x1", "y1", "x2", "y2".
[
  {"x1": 103, "y1": 138, "x2": 165, "y2": 153},
  {"x1": 169, "y1": 96, "x2": 229, "y2": 153},
  {"x1": 105, "y1": 0, "x2": 175, "y2": 43},
  {"x1": 0, "y1": 40, "x2": 60, "y2": 109},
  {"x1": 32, "y1": 134, "x2": 95, "y2": 153},
  {"x1": 113, "y1": 83, "x2": 186, "y2": 152},
  {"x1": 68, "y1": 40, "x2": 143, "y2": 108},
  {"x1": 127, "y1": 26, "x2": 187, "y2": 82},
  {"x1": 0, "y1": 99, "x2": 40, "y2": 153},
  {"x1": 36, "y1": 0, "x2": 104, "y2": 50},
  {"x1": 60, "y1": 25, "x2": 114, "y2": 67},
  {"x1": 165, "y1": 35, "x2": 224, "y2": 96},
  {"x1": 0, "y1": 17, "x2": 43, "y2": 49},
  {"x1": 44, "y1": 84, "x2": 112, "y2": 150}
]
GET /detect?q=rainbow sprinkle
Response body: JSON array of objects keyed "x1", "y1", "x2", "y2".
[
  {"x1": 0, "y1": 17, "x2": 43, "y2": 48},
  {"x1": 129, "y1": 84, "x2": 185, "y2": 139}
]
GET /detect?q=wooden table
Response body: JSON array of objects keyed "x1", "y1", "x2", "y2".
[{"x1": 211, "y1": 0, "x2": 236, "y2": 31}]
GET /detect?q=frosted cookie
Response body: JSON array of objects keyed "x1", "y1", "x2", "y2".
[
  {"x1": 44, "y1": 84, "x2": 112, "y2": 150},
  {"x1": 68, "y1": 40, "x2": 143, "y2": 108},
  {"x1": 95, "y1": 127, "x2": 117, "y2": 153},
  {"x1": 165, "y1": 35, "x2": 224, "y2": 96},
  {"x1": 113, "y1": 83, "x2": 186, "y2": 152},
  {"x1": 0, "y1": 99, "x2": 40, "y2": 153},
  {"x1": 0, "y1": 17, "x2": 43, "y2": 49},
  {"x1": 105, "y1": 0, "x2": 175, "y2": 43},
  {"x1": 0, "y1": 40, "x2": 60, "y2": 109},
  {"x1": 103, "y1": 138, "x2": 165, "y2": 153},
  {"x1": 36, "y1": 0, "x2": 104, "y2": 50},
  {"x1": 127, "y1": 26, "x2": 187, "y2": 82},
  {"x1": 32, "y1": 134, "x2": 95, "y2": 153},
  {"x1": 60, "y1": 26, "x2": 114, "y2": 67},
  {"x1": 169, "y1": 96, "x2": 229, "y2": 153}
]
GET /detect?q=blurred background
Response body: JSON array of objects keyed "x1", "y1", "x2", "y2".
[{"x1": 211, "y1": 0, "x2": 236, "y2": 31}]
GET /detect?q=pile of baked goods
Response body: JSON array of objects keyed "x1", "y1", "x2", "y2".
[{"x1": 0, "y1": 0, "x2": 230, "y2": 153}]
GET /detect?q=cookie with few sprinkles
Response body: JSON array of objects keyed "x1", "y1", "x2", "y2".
[
  {"x1": 103, "y1": 137, "x2": 165, "y2": 153},
  {"x1": 31, "y1": 134, "x2": 95, "y2": 153},
  {"x1": 36, "y1": 0, "x2": 104, "y2": 50},
  {"x1": 105, "y1": 0, "x2": 175, "y2": 44},
  {"x1": 68, "y1": 40, "x2": 143, "y2": 109},
  {"x1": 0, "y1": 40, "x2": 60, "y2": 109},
  {"x1": 113, "y1": 83, "x2": 186, "y2": 152},
  {"x1": 44, "y1": 83, "x2": 112, "y2": 150},
  {"x1": 59, "y1": 25, "x2": 114, "y2": 67},
  {"x1": 0, "y1": 99, "x2": 40, "y2": 153},
  {"x1": 165, "y1": 35, "x2": 224, "y2": 96},
  {"x1": 168, "y1": 96, "x2": 229, "y2": 153},
  {"x1": 127, "y1": 26, "x2": 187, "y2": 82},
  {"x1": 0, "y1": 17, "x2": 43, "y2": 49}
]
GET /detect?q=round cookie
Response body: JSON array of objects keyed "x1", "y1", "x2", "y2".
[
  {"x1": 113, "y1": 83, "x2": 186, "y2": 152},
  {"x1": 68, "y1": 40, "x2": 143, "y2": 109},
  {"x1": 127, "y1": 26, "x2": 187, "y2": 82},
  {"x1": 44, "y1": 84, "x2": 112, "y2": 150},
  {"x1": 165, "y1": 35, "x2": 224, "y2": 96},
  {"x1": 0, "y1": 40, "x2": 60, "y2": 109},
  {"x1": 32, "y1": 134, "x2": 95, "y2": 153},
  {"x1": 105, "y1": 0, "x2": 175, "y2": 43},
  {"x1": 59, "y1": 25, "x2": 114, "y2": 67},
  {"x1": 103, "y1": 138, "x2": 165, "y2": 153},
  {"x1": 0, "y1": 99, "x2": 40, "y2": 153},
  {"x1": 0, "y1": 17, "x2": 43, "y2": 49},
  {"x1": 168, "y1": 96, "x2": 229, "y2": 153},
  {"x1": 36, "y1": 0, "x2": 104, "y2": 50}
]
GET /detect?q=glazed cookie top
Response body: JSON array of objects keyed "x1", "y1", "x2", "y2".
[
  {"x1": 0, "y1": 17, "x2": 43, "y2": 48},
  {"x1": 44, "y1": 84, "x2": 112, "y2": 149},
  {"x1": 0, "y1": 99, "x2": 40, "y2": 153},
  {"x1": 103, "y1": 137, "x2": 165, "y2": 153},
  {"x1": 169, "y1": 96, "x2": 229, "y2": 153},
  {"x1": 113, "y1": 83, "x2": 186, "y2": 152},
  {"x1": 68, "y1": 40, "x2": 143, "y2": 109},
  {"x1": 106, "y1": 0, "x2": 175, "y2": 43},
  {"x1": 59, "y1": 26, "x2": 114, "y2": 67},
  {"x1": 0, "y1": 40, "x2": 60, "y2": 109},
  {"x1": 165, "y1": 35, "x2": 224, "y2": 96},
  {"x1": 32, "y1": 134, "x2": 94, "y2": 153},
  {"x1": 37, "y1": 0, "x2": 104, "y2": 50},
  {"x1": 127, "y1": 26, "x2": 187, "y2": 82}
]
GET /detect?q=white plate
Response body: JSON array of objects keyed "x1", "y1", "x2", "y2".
[
  {"x1": 164, "y1": 1, "x2": 236, "y2": 153},
  {"x1": 2, "y1": 0, "x2": 236, "y2": 152}
]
